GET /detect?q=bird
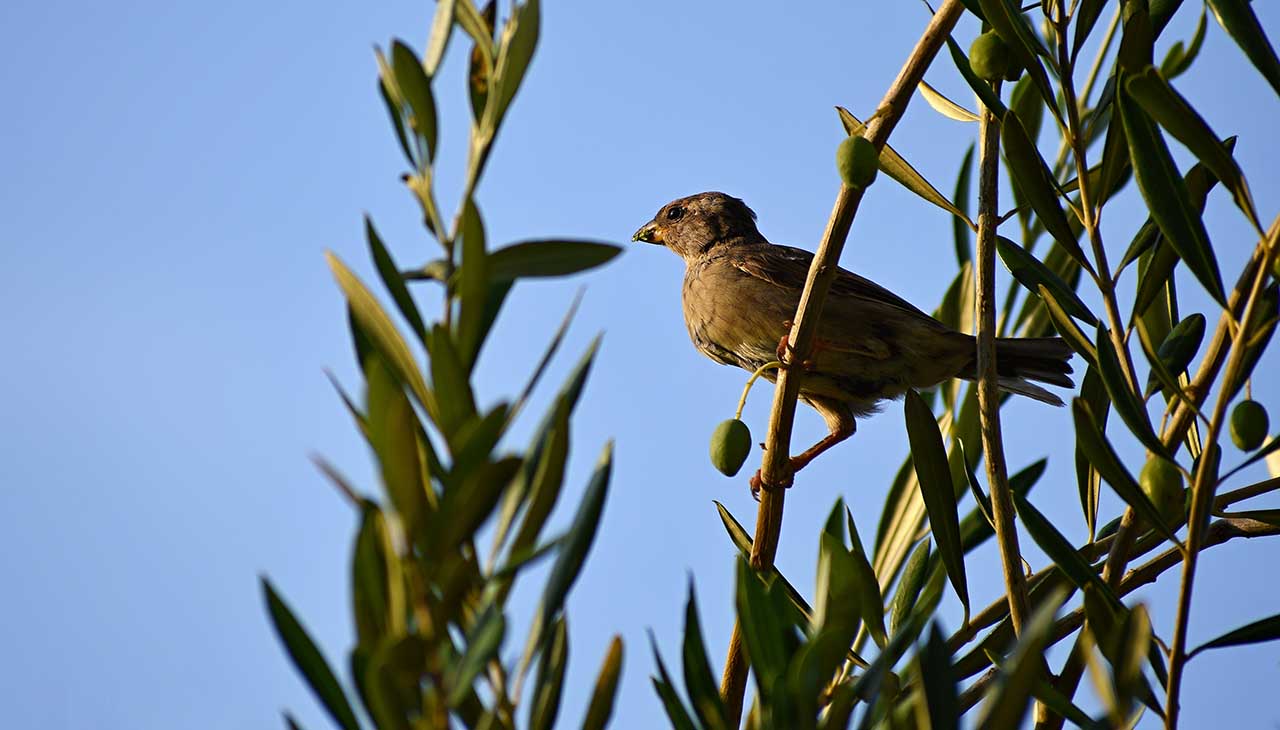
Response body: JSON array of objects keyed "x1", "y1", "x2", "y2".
[{"x1": 632, "y1": 191, "x2": 1073, "y2": 493}]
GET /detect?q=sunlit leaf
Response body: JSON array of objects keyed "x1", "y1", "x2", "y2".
[
  {"x1": 582, "y1": 637, "x2": 624, "y2": 730},
  {"x1": 837, "y1": 106, "x2": 976, "y2": 231},
  {"x1": 423, "y1": 0, "x2": 456, "y2": 76},
  {"x1": 328, "y1": 252, "x2": 437, "y2": 422},
  {"x1": 919, "y1": 79, "x2": 979, "y2": 122}
]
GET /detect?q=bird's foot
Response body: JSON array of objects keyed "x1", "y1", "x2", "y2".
[
  {"x1": 775, "y1": 323, "x2": 821, "y2": 371},
  {"x1": 749, "y1": 463, "x2": 796, "y2": 501}
]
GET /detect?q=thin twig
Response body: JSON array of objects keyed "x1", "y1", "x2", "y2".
[
  {"x1": 975, "y1": 78, "x2": 1032, "y2": 635},
  {"x1": 1165, "y1": 219, "x2": 1280, "y2": 728},
  {"x1": 717, "y1": 2, "x2": 968, "y2": 725}
]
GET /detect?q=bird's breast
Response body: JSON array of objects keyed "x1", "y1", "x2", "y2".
[{"x1": 681, "y1": 259, "x2": 790, "y2": 369}]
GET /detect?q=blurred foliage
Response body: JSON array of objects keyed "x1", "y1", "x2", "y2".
[{"x1": 264, "y1": 1, "x2": 625, "y2": 728}]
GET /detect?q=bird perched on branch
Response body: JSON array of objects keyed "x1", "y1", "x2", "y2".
[{"x1": 633, "y1": 191, "x2": 1072, "y2": 492}]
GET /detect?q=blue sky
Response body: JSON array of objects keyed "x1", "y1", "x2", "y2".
[{"x1": 2, "y1": 1, "x2": 1277, "y2": 728}]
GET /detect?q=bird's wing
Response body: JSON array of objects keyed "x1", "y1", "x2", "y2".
[
  {"x1": 733, "y1": 244, "x2": 934, "y2": 319},
  {"x1": 727, "y1": 245, "x2": 909, "y2": 362}
]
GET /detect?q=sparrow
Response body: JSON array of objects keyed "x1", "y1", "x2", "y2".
[{"x1": 632, "y1": 191, "x2": 1073, "y2": 491}]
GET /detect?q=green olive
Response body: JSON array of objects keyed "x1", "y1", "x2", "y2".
[
  {"x1": 1139, "y1": 456, "x2": 1184, "y2": 526},
  {"x1": 1230, "y1": 400, "x2": 1270, "y2": 451},
  {"x1": 710, "y1": 419, "x2": 753, "y2": 477},
  {"x1": 969, "y1": 31, "x2": 1011, "y2": 82},
  {"x1": 836, "y1": 135, "x2": 878, "y2": 190}
]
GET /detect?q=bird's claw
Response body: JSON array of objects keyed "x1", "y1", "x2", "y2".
[{"x1": 749, "y1": 466, "x2": 795, "y2": 500}]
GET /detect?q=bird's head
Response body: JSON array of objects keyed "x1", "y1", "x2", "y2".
[{"x1": 632, "y1": 191, "x2": 761, "y2": 259}]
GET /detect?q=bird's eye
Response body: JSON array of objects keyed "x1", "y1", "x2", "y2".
[{"x1": 666, "y1": 205, "x2": 685, "y2": 221}]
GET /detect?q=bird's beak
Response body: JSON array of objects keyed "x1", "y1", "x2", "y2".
[{"x1": 632, "y1": 221, "x2": 663, "y2": 244}]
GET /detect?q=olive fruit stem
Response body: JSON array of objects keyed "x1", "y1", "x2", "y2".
[{"x1": 734, "y1": 361, "x2": 782, "y2": 420}]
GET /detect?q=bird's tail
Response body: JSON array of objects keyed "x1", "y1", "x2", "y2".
[{"x1": 957, "y1": 336, "x2": 1075, "y2": 407}]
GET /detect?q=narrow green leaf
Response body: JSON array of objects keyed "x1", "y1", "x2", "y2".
[
  {"x1": 456, "y1": 198, "x2": 490, "y2": 370},
  {"x1": 650, "y1": 632, "x2": 699, "y2": 730},
  {"x1": 582, "y1": 637, "x2": 624, "y2": 730},
  {"x1": 432, "y1": 456, "x2": 521, "y2": 554},
  {"x1": 1000, "y1": 112, "x2": 1090, "y2": 269},
  {"x1": 1094, "y1": 326, "x2": 1167, "y2": 457},
  {"x1": 1075, "y1": 367, "x2": 1108, "y2": 540},
  {"x1": 529, "y1": 617, "x2": 568, "y2": 730},
  {"x1": 1038, "y1": 285, "x2": 1097, "y2": 368},
  {"x1": 904, "y1": 390, "x2": 969, "y2": 619},
  {"x1": 1122, "y1": 137, "x2": 1234, "y2": 277},
  {"x1": 1073, "y1": 398, "x2": 1182, "y2": 546},
  {"x1": 489, "y1": 0, "x2": 540, "y2": 126},
  {"x1": 486, "y1": 239, "x2": 621, "y2": 281},
  {"x1": 890, "y1": 539, "x2": 931, "y2": 634},
  {"x1": 426, "y1": 324, "x2": 478, "y2": 440},
  {"x1": 682, "y1": 584, "x2": 729, "y2": 730},
  {"x1": 1127, "y1": 66, "x2": 1260, "y2": 231},
  {"x1": 352, "y1": 503, "x2": 405, "y2": 646},
  {"x1": 390, "y1": 40, "x2": 438, "y2": 161},
  {"x1": 1013, "y1": 492, "x2": 1120, "y2": 607},
  {"x1": 365, "y1": 356, "x2": 429, "y2": 532},
  {"x1": 375, "y1": 52, "x2": 415, "y2": 167},
  {"x1": 921, "y1": 624, "x2": 960, "y2": 730},
  {"x1": 715, "y1": 502, "x2": 825, "y2": 635},
  {"x1": 734, "y1": 557, "x2": 800, "y2": 703},
  {"x1": 506, "y1": 408, "x2": 569, "y2": 559},
  {"x1": 262, "y1": 579, "x2": 361, "y2": 730},
  {"x1": 329, "y1": 252, "x2": 436, "y2": 421},
  {"x1": 1207, "y1": 0, "x2": 1280, "y2": 97},
  {"x1": 494, "y1": 336, "x2": 600, "y2": 554},
  {"x1": 999, "y1": 236, "x2": 1098, "y2": 324},
  {"x1": 953, "y1": 143, "x2": 975, "y2": 266},
  {"x1": 537, "y1": 441, "x2": 612, "y2": 637},
  {"x1": 366, "y1": 218, "x2": 428, "y2": 345},
  {"x1": 1073, "y1": 0, "x2": 1109, "y2": 57},
  {"x1": 978, "y1": 587, "x2": 1069, "y2": 730},
  {"x1": 1117, "y1": 81, "x2": 1226, "y2": 305},
  {"x1": 837, "y1": 106, "x2": 977, "y2": 230},
  {"x1": 845, "y1": 506, "x2": 888, "y2": 648},
  {"x1": 448, "y1": 604, "x2": 506, "y2": 706},
  {"x1": 1160, "y1": 10, "x2": 1208, "y2": 79},
  {"x1": 508, "y1": 291, "x2": 582, "y2": 424}
]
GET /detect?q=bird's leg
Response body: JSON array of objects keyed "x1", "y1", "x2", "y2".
[
  {"x1": 748, "y1": 400, "x2": 855, "y2": 499},
  {"x1": 789, "y1": 417, "x2": 856, "y2": 473}
]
